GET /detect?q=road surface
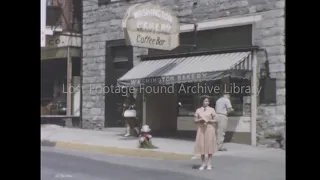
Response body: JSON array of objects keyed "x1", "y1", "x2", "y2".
[{"x1": 41, "y1": 147, "x2": 285, "y2": 180}]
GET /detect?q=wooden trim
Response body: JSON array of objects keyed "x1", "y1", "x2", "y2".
[
  {"x1": 180, "y1": 14, "x2": 262, "y2": 32},
  {"x1": 41, "y1": 47, "x2": 81, "y2": 60}
]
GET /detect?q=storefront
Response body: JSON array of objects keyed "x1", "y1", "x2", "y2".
[
  {"x1": 41, "y1": 0, "x2": 83, "y2": 126},
  {"x1": 118, "y1": 49, "x2": 259, "y2": 145},
  {"x1": 82, "y1": 0, "x2": 285, "y2": 147},
  {"x1": 41, "y1": 33, "x2": 82, "y2": 124}
]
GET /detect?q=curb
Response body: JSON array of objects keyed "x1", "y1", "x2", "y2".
[{"x1": 41, "y1": 139, "x2": 192, "y2": 160}]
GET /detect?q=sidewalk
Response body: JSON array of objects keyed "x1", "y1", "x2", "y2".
[{"x1": 41, "y1": 124, "x2": 285, "y2": 160}]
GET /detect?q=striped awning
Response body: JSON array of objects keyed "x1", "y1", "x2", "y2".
[{"x1": 118, "y1": 52, "x2": 253, "y2": 86}]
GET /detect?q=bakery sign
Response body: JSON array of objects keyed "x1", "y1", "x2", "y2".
[{"x1": 122, "y1": 3, "x2": 180, "y2": 50}]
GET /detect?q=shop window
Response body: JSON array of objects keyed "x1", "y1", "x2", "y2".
[
  {"x1": 177, "y1": 79, "x2": 251, "y2": 117},
  {"x1": 227, "y1": 79, "x2": 251, "y2": 116},
  {"x1": 178, "y1": 94, "x2": 197, "y2": 116},
  {"x1": 177, "y1": 83, "x2": 196, "y2": 116},
  {"x1": 229, "y1": 95, "x2": 244, "y2": 116}
]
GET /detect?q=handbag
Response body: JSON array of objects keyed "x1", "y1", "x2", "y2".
[{"x1": 123, "y1": 107, "x2": 137, "y2": 118}]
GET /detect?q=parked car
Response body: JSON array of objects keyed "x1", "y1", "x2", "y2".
[
  {"x1": 55, "y1": 100, "x2": 67, "y2": 115},
  {"x1": 41, "y1": 97, "x2": 67, "y2": 115}
]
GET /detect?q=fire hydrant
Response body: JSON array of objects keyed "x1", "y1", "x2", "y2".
[{"x1": 138, "y1": 125, "x2": 157, "y2": 149}]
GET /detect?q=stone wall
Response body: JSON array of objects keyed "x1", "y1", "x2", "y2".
[{"x1": 82, "y1": 0, "x2": 285, "y2": 148}]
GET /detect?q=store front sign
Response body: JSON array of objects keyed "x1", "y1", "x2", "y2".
[
  {"x1": 46, "y1": 34, "x2": 81, "y2": 48},
  {"x1": 122, "y1": 3, "x2": 180, "y2": 50},
  {"x1": 129, "y1": 72, "x2": 209, "y2": 85}
]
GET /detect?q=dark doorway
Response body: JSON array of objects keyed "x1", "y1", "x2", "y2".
[{"x1": 105, "y1": 40, "x2": 133, "y2": 127}]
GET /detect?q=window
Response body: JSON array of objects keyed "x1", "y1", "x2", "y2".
[
  {"x1": 176, "y1": 79, "x2": 251, "y2": 117},
  {"x1": 178, "y1": 88, "x2": 197, "y2": 116},
  {"x1": 149, "y1": 25, "x2": 253, "y2": 56},
  {"x1": 177, "y1": 83, "x2": 206, "y2": 116},
  {"x1": 112, "y1": 46, "x2": 130, "y2": 63},
  {"x1": 110, "y1": 45, "x2": 132, "y2": 79},
  {"x1": 223, "y1": 78, "x2": 251, "y2": 116},
  {"x1": 46, "y1": 4, "x2": 62, "y2": 27}
]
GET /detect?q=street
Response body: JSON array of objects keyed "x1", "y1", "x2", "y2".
[{"x1": 41, "y1": 147, "x2": 285, "y2": 180}]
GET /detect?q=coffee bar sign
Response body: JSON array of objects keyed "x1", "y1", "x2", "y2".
[{"x1": 122, "y1": 3, "x2": 180, "y2": 50}]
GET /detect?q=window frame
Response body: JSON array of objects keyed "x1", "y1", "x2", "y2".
[{"x1": 176, "y1": 78, "x2": 252, "y2": 117}]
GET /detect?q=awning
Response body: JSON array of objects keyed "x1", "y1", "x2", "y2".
[{"x1": 118, "y1": 52, "x2": 252, "y2": 86}]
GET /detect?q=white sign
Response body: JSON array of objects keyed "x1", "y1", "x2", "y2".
[
  {"x1": 46, "y1": 34, "x2": 82, "y2": 48},
  {"x1": 41, "y1": 0, "x2": 46, "y2": 47},
  {"x1": 122, "y1": 3, "x2": 180, "y2": 50}
]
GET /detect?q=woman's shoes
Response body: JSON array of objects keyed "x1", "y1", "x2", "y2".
[
  {"x1": 198, "y1": 165, "x2": 212, "y2": 170},
  {"x1": 191, "y1": 155, "x2": 199, "y2": 159},
  {"x1": 198, "y1": 165, "x2": 206, "y2": 170}
]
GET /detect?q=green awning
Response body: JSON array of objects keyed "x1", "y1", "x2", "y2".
[{"x1": 118, "y1": 52, "x2": 252, "y2": 86}]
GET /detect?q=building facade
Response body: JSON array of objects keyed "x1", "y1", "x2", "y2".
[
  {"x1": 82, "y1": 0, "x2": 285, "y2": 147},
  {"x1": 41, "y1": 0, "x2": 82, "y2": 118}
]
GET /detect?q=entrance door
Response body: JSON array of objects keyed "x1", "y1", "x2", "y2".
[{"x1": 104, "y1": 40, "x2": 133, "y2": 127}]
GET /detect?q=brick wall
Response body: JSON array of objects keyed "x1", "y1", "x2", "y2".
[{"x1": 82, "y1": 0, "x2": 285, "y2": 147}]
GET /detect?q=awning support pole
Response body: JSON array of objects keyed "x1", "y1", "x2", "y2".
[{"x1": 251, "y1": 50, "x2": 257, "y2": 146}]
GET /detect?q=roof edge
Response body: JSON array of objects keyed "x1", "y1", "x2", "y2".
[{"x1": 139, "y1": 46, "x2": 259, "y2": 61}]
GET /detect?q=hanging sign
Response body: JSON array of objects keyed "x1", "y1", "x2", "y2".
[{"x1": 122, "y1": 3, "x2": 180, "y2": 50}]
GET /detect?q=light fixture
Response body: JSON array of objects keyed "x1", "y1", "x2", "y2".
[{"x1": 260, "y1": 60, "x2": 270, "y2": 79}]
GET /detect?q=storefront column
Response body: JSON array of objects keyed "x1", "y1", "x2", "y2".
[
  {"x1": 66, "y1": 47, "x2": 73, "y2": 127},
  {"x1": 67, "y1": 47, "x2": 72, "y2": 116},
  {"x1": 251, "y1": 51, "x2": 258, "y2": 146}
]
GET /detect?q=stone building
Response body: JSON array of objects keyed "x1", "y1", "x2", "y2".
[{"x1": 81, "y1": 0, "x2": 285, "y2": 148}]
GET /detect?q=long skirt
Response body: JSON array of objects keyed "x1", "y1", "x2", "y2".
[
  {"x1": 194, "y1": 123, "x2": 216, "y2": 155},
  {"x1": 124, "y1": 117, "x2": 138, "y2": 127}
]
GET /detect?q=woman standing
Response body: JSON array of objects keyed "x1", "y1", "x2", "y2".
[
  {"x1": 123, "y1": 94, "x2": 140, "y2": 137},
  {"x1": 194, "y1": 95, "x2": 217, "y2": 170}
]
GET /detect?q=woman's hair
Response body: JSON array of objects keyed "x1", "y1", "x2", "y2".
[{"x1": 199, "y1": 95, "x2": 211, "y2": 105}]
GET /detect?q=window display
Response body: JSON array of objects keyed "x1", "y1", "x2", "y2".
[{"x1": 177, "y1": 79, "x2": 251, "y2": 117}]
